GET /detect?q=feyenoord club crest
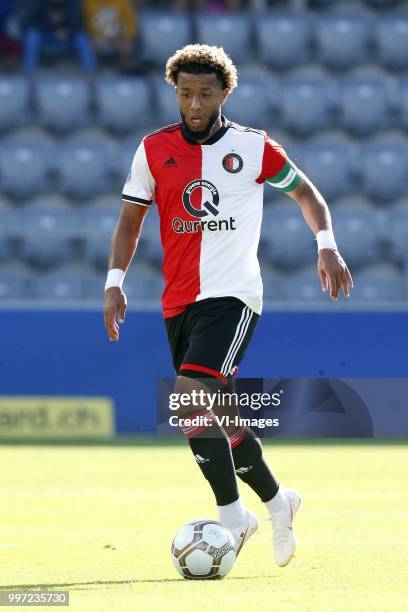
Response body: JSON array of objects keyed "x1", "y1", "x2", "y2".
[{"x1": 222, "y1": 153, "x2": 243, "y2": 173}]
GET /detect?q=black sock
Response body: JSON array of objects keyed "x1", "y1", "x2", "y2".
[
  {"x1": 231, "y1": 428, "x2": 279, "y2": 502},
  {"x1": 182, "y1": 413, "x2": 239, "y2": 506}
]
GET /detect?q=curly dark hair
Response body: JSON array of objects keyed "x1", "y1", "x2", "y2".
[{"x1": 165, "y1": 44, "x2": 238, "y2": 92}]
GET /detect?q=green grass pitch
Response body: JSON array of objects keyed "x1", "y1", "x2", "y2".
[{"x1": 0, "y1": 438, "x2": 407, "y2": 611}]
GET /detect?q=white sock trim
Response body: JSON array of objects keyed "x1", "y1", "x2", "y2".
[
  {"x1": 264, "y1": 488, "x2": 287, "y2": 514},
  {"x1": 218, "y1": 497, "x2": 246, "y2": 529}
]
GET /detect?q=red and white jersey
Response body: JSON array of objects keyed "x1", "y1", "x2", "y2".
[{"x1": 122, "y1": 116, "x2": 300, "y2": 318}]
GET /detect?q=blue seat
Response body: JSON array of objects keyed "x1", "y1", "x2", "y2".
[
  {"x1": 139, "y1": 205, "x2": 161, "y2": 266},
  {"x1": 260, "y1": 266, "x2": 286, "y2": 302},
  {"x1": 299, "y1": 145, "x2": 355, "y2": 201},
  {"x1": 339, "y1": 80, "x2": 392, "y2": 136},
  {"x1": 255, "y1": 13, "x2": 311, "y2": 69},
  {"x1": 279, "y1": 80, "x2": 334, "y2": 135},
  {"x1": 0, "y1": 144, "x2": 50, "y2": 200},
  {"x1": 0, "y1": 77, "x2": 30, "y2": 132},
  {"x1": 19, "y1": 205, "x2": 80, "y2": 269},
  {"x1": 0, "y1": 269, "x2": 30, "y2": 302},
  {"x1": 365, "y1": 0, "x2": 400, "y2": 8},
  {"x1": 56, "y1": 145, "x2": 111, "y2": 200},
  {"x1": 223, "y1": 79, "x2": 271, "y2": 127},
  {"x1": 360, "y1": 146, "x2": 408, "y2": 203},
  {"x1": 388, "y1": 210, "x2": 408, "y2": 264},
  {"x1": 195, "y1": 13, "x2": 252, "y2": 64},
  {"x1": 399, "y1": 81, "x2": 408, "y2": 130},
  {"x1": 282, "y1": 265, "x2": 327, "y2": 304},
  {"x1": 30, "y1": 272, "x2": 87, "y2": 301},
  {"x1": 260, "y1": 205, "x2": 315, "y2": 269},
  {"x1": 95, "y1": 77, "x2": 153, "y2": 133},
  {"x1": 0, "y1": 205, "x2": 16, "y2": 261},
  {"x1": 139, "y1": 11, "x2": 192, "y2": 67},
  {"x1": 154, "y1": 77, "x2": 181, "y2": 126},
  {"x1": 376, "y1": 15, "x2": 408, "y2": 71},
  {"x1": 316, "y1": 15, "x2": 372, "y2": 70},
  {"x1": 83, "y1": 206, "x2": 117, "y2": 270},
  {"x1": 122, "y1": 264, "x2": 163, "y2": 301},
  {"x1": 331, "y1": 208, "x2": 383, "y2": 268},
  {"x1": 34, "y1": 76, "x2": 91, "y2": 133},
  {"x1": 351, "y1": 264, "x2": 404, "y2": 303}
]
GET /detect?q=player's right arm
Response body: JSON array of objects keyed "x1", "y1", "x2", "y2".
[
  {"x1": 103, "y1": 203, "x2": 148, "y2": 342},
  {"x1": 103, "y1": 138, "x2": 156, "y2": 342}
]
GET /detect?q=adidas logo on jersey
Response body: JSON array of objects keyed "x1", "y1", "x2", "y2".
[
  {"x1": 163, "y1": 157, "x2": 177, "y2": 167},
  {"x1": 194, "y1": 454, "x2": 209, "y2": 464}
]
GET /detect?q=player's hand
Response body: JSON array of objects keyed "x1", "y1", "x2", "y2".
[
  {"x1": 103, "y1": 287, "x2": 127, "y2": 342},
  {"x1": 318, "y1": 249, "x2": 353, "y2": 300}
]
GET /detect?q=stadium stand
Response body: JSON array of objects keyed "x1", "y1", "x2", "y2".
[
  {"x1": 0, "y1": 75, "x2": 30, "y2": 131},
  {"x1": 139, "y1": 10, "x2": 193, "y2": 67},
  {"x1": 195, "y1": 12, "x2": 252, "y2": 65},
  {"x1": 34, "y1": 76, "x2": 92, "y2": 133},
  {"x1": 255, "y1": 13, "x2": 312, "y2": 70},
  {"x1": 1, "y1": 1, "x2": 408, "y2": 307}
]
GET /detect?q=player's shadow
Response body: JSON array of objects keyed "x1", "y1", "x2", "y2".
[{"x1": 1, "y1": 576, "x2": 274, "y2": 590}]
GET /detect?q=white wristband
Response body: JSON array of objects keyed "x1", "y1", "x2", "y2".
[
  {"x1": 316, "y1": 229, "x2": 337, "y2": 251},
  {"x1": 105, "y1": 268, "x2": 125, "y2": 291}
]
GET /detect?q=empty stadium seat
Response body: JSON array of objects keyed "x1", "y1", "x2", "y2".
[
  {"x1": 376, "y1": 15, "x2": 408, "y2": 71},
  {"x1": 0, "y1": 144, "x2": 50, "y2": 200},
  {"x1": 315, "y1": 15, "x2": 372, "y2": 70},
  {"x1": 0, "y1": 202, "x2": 16, "y2": 261},
  {"x1": 154, "y1": 77, "x2": 181, "y2": 126},
  {"x1": 0, "y1": 263, "x2": 31, "y2": 300},
  {"x1": 139, "y1": 11, "x2": 192, "y2": 67},
  {"x1": 195, "y1": 13, "x2": 252, "y2": 65},
  {"x1": 260, "y1": 266, "x2": 286, "y2": 302},
  {"x1": 3, "y1": 126, "x2": 54, "y2": 147},
  {"x1": 223, "y1": 79, "x2": 271, "y2": 127},
  {"x1": 95, "y1": 77, "x2": 153, "y2": 132},
  {"x1": 365, "y1": 0, "x2": 400, "y2": 9},
  {"x1": 255, "y1": 13, "x2": 311, "y2": 70},
  {"x1": 56, "y1": 145, "x2": 111, "y2": 200},
  {"x1": 34, "y1": 76, "x2": 91, "y2": 133},
  {"x1": 279, "y1": 80, "x2": 334, "y2": 135},
  {"x1": 83, "y1": 202, "x2": 118, "y2": 270},
  {"x1": 388, "y1": 209, "x2": 408, "y2": 263},
  {"x1": 399, "y1": 81, "x2": 408, "y2": 130},
  {"x1": 0, "y1": 76, "x2": 30, "y2": 132},
  {"x1": 351, "y1": 263, "x2": 404, "y2": 303},
  {"x1": 338, "y1": 80, "x2": 394, "y2": 136},
  {"x1": 30, "y1": 271, "x2": 87, "y2": 301},
  {"x1": 281, "y1": 264, "x2": 328, "y2": 304},
  {"x1": 18, "y1": 200, "x2": 81, "y2": 268},
  {"x1": 299, "y1": 144, "x2": 355, "y2": 201},
  {"x1": 139, "y1": 205, "x2": 161, "y2": 265},
  {"x1": 331, "y1": 206, "x2": 383, "y2": 268},
  {"x1": 360, "y1": 145, "x2": 408, "y2": 203},
  {"x1": 260, "y1": 204, "x2": 315, "y2": 269},
  {"x1": 122, "y1": 264, "x2": 163, "y2": 301}
]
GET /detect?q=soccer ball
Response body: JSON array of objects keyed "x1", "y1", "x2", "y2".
[{"x1": 171, "y1": 519, "x2": 236, "y2": 579}]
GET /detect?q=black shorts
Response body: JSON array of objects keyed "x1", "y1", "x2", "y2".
[{"x1": 164, "y1": 297, "x2": 259, "y2": 383}]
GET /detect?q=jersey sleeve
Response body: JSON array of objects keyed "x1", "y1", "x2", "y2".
[
  {"x1": 256, "y1": 136, "x2": 301, "y2": 192},
  {"x1": 122, "y1": 139, "x2": 155, "y2": 206}
]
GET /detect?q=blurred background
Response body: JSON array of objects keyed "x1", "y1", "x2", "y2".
[
  {"x1": 0, "y1": 0, "x2": 407, "y2": 437},
  {"x1": 1, "y1": 0, "x2": 408, "y2": 309}
]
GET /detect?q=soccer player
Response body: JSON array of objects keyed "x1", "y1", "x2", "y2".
[{"x1": 103, "y1": 44, "x2": 353, "y2": 567}]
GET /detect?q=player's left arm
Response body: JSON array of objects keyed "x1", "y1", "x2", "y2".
[
  {"x1": 285, "y1": 170, "x2": 353, "y2": 301},
  {"x1": 257, "y1": 135, "x2": 353, "y2": 301}
]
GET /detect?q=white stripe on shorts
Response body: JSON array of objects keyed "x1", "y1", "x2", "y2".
[{"x1": 220, "y1": 306, "x2": 253, "y2": 376}]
